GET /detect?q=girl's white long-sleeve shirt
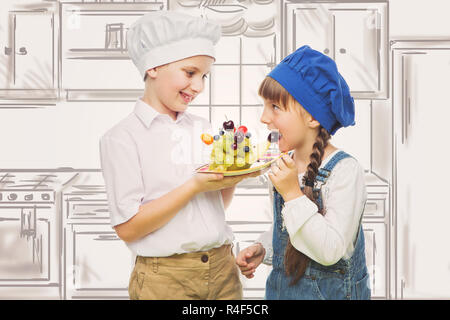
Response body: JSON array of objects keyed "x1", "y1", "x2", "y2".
[{"x1": 256, "y1": 149, "x2": 367, "y2": 266}]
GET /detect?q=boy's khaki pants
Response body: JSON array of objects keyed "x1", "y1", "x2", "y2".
[{"x1": 128, "y1": 244, "x2": 243, "y2": 300}]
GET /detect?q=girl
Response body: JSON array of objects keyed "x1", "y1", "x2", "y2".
[
  {"x1": 235, "y1": 45, "x2": 370, "y2": 300},
  {"x1": 100, "y1": 11, "x2": 258, "y2": 300}
]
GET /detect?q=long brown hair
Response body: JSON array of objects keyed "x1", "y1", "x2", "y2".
[{"x1": 258, "y1": 76, "x2": 331, "y2": 285}]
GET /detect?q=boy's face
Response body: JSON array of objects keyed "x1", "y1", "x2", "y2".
[{"x1": 147, "y1": 55, "x2": 214, "y2": 114}]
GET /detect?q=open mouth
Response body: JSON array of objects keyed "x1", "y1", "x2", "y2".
[
  {"x1": 268, "y1": 129, "x2": 283, "y2": 142},
  {"x1": 180, "y1": 92, "x2": 193, "y2": 103}
]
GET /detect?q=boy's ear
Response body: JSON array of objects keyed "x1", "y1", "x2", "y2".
[{"x1": 146, "y1": 68, "x2": 158, "y2": 79}]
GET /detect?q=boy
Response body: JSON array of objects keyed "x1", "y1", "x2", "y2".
[{"x1": 100, "y1": 11, "x2": 256, "y2": 300}]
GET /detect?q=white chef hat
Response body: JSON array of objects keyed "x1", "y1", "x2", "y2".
[{"x1": 127, "y1": 11, "x2": 222, "y2": 80}]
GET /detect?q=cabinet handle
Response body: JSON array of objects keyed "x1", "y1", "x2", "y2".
[
  {"x1": 404, "y1": 74, "x2": 409, "y2": 143},
  {"x1": 94, "y1": 235, "x2": 119, "y2": 241},
  {"x1": 401, "y1": 55, "x2": 406, "y2": 144},
  {"x1": 5, "y1": 46, "x2": 27, "y2": 56},
  {"x1": 401, "y1": 279, "x2": 405, "y2": 299},
  {"x1": 16, "y1": 47, "x2": 27, "y2": 55},
  {"x1": 401, "y1": 52, "x2": 426, "y2": 145},
  {"x1": 324, "y1": 48, "x2": 330, "y2": 54},
  {"x1": 405, "y1": 96, "x2": 410, "y2": 141},
  {"x1": 373, "y1": 232, "x2": 377, "y2": 255},
  {"x1": 339, "y1": 48, "x2": 346, "y2": 54},
  {"x1": 408, "y1": 96, "x2": 411, "y2": 125}
]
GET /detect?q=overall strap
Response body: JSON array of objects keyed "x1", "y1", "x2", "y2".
[
  {"x1": 274, "y1": 151, "x2": 352, "y2": 209},
  {"x1": 315, "y1": 151, "x2": 352, "y2": 186},
  {"x1": 312, "y1": 151, "x2": 352, "y2": 211}
]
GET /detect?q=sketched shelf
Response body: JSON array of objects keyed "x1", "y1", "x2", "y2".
[{"x1": 66, "y1": 48, "x2": 129, "y2": 60}]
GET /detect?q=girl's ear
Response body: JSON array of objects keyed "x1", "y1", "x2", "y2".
[{"x1": 308, "y1": 116, "x2": 321, "y2": 129}]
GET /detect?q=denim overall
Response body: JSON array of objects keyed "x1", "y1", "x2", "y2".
[{"x1": 265, "y1": 151, "x2": 371, "y2": 300}]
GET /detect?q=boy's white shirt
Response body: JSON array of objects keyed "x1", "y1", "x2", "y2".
[
  {"x1": 99, "y1": 98, "x2": 233, "y2": 257},
  {"x1": 257, "y1": 149, "x2": 367, "y2": 266}
]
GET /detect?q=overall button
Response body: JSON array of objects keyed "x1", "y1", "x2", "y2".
[{"x1": 201, "y1": 255, "x2": 209, "y2": 263}]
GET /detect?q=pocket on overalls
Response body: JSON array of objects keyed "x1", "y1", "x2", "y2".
[
  {"x1": 306, "y1": 268, "x2": 347, "y2": 300},
  {"x1": 355, "y1": 273, "x2": 371, "y2": 300}
]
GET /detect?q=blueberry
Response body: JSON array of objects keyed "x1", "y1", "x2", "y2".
[
  {"x1": 214, "y1": 135, "x2": 220, "y2": 141},
  {"x1": 235, "y1": 131, "x2": 244, "y2": 143},
  {"x1": 219, "y1": 130, "x2": 225, "y2": 136},
  {"x1": 268, "y1": 131, "x2": 280, "y2": 142},
  {"x1": 245, "y1": 132, "x2": 251, "y2": 138},
  {"x1": 244, "y1": 146, "x2": 250, "y2": 152}
]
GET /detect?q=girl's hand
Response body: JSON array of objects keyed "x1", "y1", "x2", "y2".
[
  {"x1": 235, "y1": 243, "x2": 265, "y2": 279},
  {"x1": 268, "y1": 154, "x2": 303, "y2": 202}
]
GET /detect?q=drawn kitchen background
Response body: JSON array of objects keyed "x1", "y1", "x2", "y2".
[{"x1": 0, "y1": 0, "x2": 449, "y2": 300}]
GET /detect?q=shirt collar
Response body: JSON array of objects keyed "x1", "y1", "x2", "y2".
[{"x1": 134, "y1": 98, "x2": 190, "y2": 128}]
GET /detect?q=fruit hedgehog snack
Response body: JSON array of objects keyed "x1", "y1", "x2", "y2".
[{"x1": 201, "y1": 120, "x2": 257, "y2": 171}]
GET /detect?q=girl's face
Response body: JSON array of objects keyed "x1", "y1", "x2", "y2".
[
  {"x1": 148, "y1": 55, "x2": 214, "y2": 114},
  {"x1": 260, "y1": 99, "x2": 309, "y2": 153}
]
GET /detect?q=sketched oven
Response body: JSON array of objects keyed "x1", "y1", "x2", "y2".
[
  {"x1": 0, "y1": 173, "x2": 59, "y2": 299},
  {"x1": 62, "y1": 181, "x2": 133, "y2": 300}
]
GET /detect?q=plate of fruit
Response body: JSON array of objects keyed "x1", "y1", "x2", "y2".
[{"x1": 196, "y1": 119, "x2": 283, "y2": 176}]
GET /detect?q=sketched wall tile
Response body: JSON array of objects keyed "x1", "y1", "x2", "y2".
[
  {"x1": 331, "y1": 100, "x2": 371, "y2": 171},
  {"x1": 241, "y1": 65, "x2": 271, "y2": 105},
  {"x1": 371, "y1": 99, "x2": 391, "y2": 181},
  {"x1": 241, "y1": 106, "x2": 269, "y2": 142},
  {"x1": 210, "y1": 65, "x2": 240, "y2": 105},
  {"x1": 214, "y1": 36, "x2": 241, "y2": 64},
  {"x1": 210, "y1": 105, "x2": 240, "y2": 131}
]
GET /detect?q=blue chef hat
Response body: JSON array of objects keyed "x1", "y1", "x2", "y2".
[{"x1": 268, "y1": 45, "x2": 355, "y2": 135}]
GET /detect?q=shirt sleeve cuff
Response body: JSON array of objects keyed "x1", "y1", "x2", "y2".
[
  {"x1": 255, "y1": 230, "x2": 273, "y2": 265},
  {"x1": 282, "y1": 195, "x2": 318, "y2": 236}
]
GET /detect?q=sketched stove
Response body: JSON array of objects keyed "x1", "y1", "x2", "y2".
[
  {"x1": 0, "y1": 171, "x2": 75, "y2": 299},
  {"x1": 62, "y1": 172, "x2": 133, "y2": 300}
]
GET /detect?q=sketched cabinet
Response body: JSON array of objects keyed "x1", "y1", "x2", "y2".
[
  {"x1": 225, "y1": 186, "x2": 272, "y2": 300},
  {"x1": 284, "y1": 1, "x2": 388, "y2": 99},
  {"x1": 362, "y1": 183, "x2": 389, "y2": 299},
  {"x1": 362, "y1": 221, "x2": 387, "y2": 299},
  {"x1": 1, "y1": 11, "x2": 56, "y2": 101},
  {"x1": 392, "y1": 41, "x2": 450, "y2": 299},
  {"x1": 231, "y1": 223, "x2": 272, "y2": 300},
  {"x1": 63, "y1": 190, "x2": 134, "y2": 299},
  {"x1": 64, "y1": 224, "x2": 133, "y2": 299}
]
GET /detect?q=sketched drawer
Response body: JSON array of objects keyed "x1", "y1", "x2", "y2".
[
  {"x1": 64, "y1": 198, "x2": 110, "y2": 220},
  {"x1": 363, "y1": 194, "x2": 387, "y2": 219}
]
